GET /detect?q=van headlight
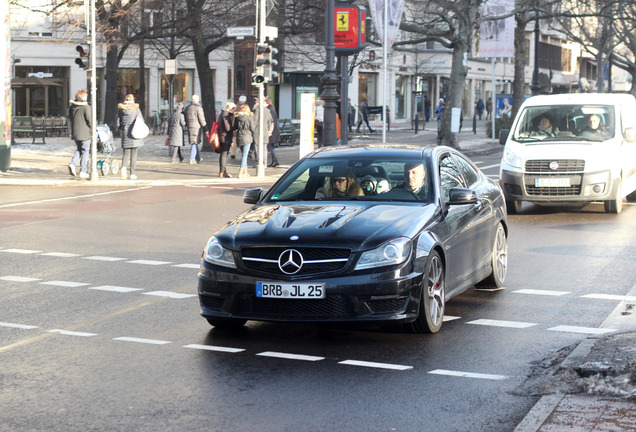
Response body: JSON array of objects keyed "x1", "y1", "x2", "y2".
[
  {"x1": 502, "y1": 148, "x2": 522, "y2": 169},
  {"x1": 203, "y1": 236, "x2": 236, "y2": 268},
  {"x1": 355, "y1": 238, "x2": 412, "y2": 270}
]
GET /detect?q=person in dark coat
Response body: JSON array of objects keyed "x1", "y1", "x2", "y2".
[
  {"x1": 265, "y1": 97, "x2": 280, "y2": 167},
  {"x1": 217, "y1": 100, "x2": 236, "y2": 178},
  {"x1": 234, "y1": 103, "x2": 256, "y2": 179},
  {"x1": 68, "y1": 88, "x2": 91, "y2": 178},
  {"x1": 168, "y1": 102, "x2": 186, "y2": 163},
  {"x1": 356, "y1": 97, "x2": 374, "y2": 133},
  {"x1": 117, "y1": 93, "x2": 144, "y2": 179},
  {"x1": 184, "y1": 94, "x2": 207, "y2": 164}
]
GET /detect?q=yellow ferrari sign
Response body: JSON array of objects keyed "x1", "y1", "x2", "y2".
[{"x1": 336, "y1": 12, "x2": 349, "y2": 31}]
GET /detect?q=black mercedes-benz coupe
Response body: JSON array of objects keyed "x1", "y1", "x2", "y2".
[{"x1": 198, "y1": 145, "x2": 508, "y2": 333}]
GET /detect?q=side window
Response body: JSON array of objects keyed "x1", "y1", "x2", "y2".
[
  {"x1": 439, "y1": 156, "x2": 465, "y2": 200},
  {"x1": 452, "y1": 154, "x2": 479, "y2": 186}
]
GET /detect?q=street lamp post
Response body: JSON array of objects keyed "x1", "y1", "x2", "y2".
[
  {"x1": 531, "y1": 0, "x2": 542, "y2": 95},
  {"x1": 320, "y1": 0, "x2": 340, "y2": 147}
]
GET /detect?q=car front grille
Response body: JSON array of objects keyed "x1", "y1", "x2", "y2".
[
  {"x1": 526, "y1": 184, "x2": 582, "y2": 196},
  {"x1": 241, "y1": 247, "x2": 351, "y2": 276},
  {"x1": 525, "y1": 159, "x2": 585, "y2": 173},
  {"x1": 365, "y1": 297, "x2": 408, "y2": 314},
  {"x1": 235, "y1": 294, "x2": 354, "y2": 318}
]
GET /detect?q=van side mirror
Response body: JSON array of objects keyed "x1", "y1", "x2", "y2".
[
  {"x1": 499, "y1": 129, "x2": 509, "y2": 145},
  {"x1": 624, "y1": 127, "x2": 636, "y2": 143}
]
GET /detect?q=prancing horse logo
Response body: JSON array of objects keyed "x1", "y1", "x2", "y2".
[{"x1": 278, "y1": 249, "x2": 304, "y2": 274}]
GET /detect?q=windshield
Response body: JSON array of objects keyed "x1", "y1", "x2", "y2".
[
  {"x1": 513, "y1": 104, "x2": 615, "y2": 142},
  {"x1": 265, "y1": 157, "x2": 433, "y2": 203}
]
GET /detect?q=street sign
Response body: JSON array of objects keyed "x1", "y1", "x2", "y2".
[
  {"x1": 227, "y1": 27, "x2": 255, "y2": 37},
  {"x1": 164, "y1": 59, "x2": 177, "y2": 75},
  {"x1": 334, "y1": 5, "x2": 367, "y2": 55}
]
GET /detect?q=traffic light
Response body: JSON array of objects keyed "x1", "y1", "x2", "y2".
[
  {"x1": 75, "y1": 45, "x2": 89, "y2": 69},
  {"x1": 264, "y1": 47, "x2": 278, "y2": 81},
  {"x1": 252, "y1": 73, "x2": 265, "y2": 85},
  {"x1": 253, "y1": 43, "x2": 278, "y2": 83}
]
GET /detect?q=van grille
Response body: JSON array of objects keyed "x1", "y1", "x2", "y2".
[{"x1": 525, "y1": 159, "x2": 585, "y2": 173}]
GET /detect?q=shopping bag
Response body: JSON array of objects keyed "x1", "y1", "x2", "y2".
[
  {"x1": 206, "y1": 122, "x2": 220, "y2": 153},
  {"x1": 164, "y1": 137, "x2": 170, "y2": 146},
  {"x1": 131, "y1": 109, "x2": 150, "y2": 139}
]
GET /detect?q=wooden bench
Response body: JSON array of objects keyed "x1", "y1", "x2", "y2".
[
  {"x1": 278, "y1": 119, "x2": 300, "y2": 146},
  {"x1": 11, "y1": 116, "x2": 47, "y2": 144}
]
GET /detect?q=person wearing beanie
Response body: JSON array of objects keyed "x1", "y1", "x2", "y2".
[
  {"x1": 360, "y1": 175, "x2": 377, "y2": 196},
  {"x1": 68, "y1": 88, "x2": 92, "y2": 179},
  {"x1": 117, "y1": 93, "x2": 143, "y2": 179},
  {"x1": 168, "y1": 102, "x2": 186, "y2": 162},
  {"x1": 184, "y1": 94, "x2": 206, "y2": 164}
]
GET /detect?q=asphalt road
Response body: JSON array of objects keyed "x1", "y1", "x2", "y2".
[{"x1": 1, "y1": 157, "x2": 635, "y2": 432}]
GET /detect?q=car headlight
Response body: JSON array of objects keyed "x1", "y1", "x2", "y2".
[
  {"x1": 355, "y1": 237, "x2": 412, "y2": 270},
  {"x1": 203, "y1": 236, "x2": 236, "y2": 268},
  {"x1": 502, "y1": 148, "x2": 522, "y2": 169}
]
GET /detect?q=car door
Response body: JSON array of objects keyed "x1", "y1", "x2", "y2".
[{"x1": 620, "y1": 103, "x2": 636, "y2": 195}]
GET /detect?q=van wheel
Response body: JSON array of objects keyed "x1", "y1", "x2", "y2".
[
  {"x1": 627, "y1": 190, "x2": 636, "y2": 202},
  {"x1": 604, "y1": 180, "x2": 622, "y2": 214},
  {"x1": 505, "y1": 199, "x2": 522, "y2": 215}
]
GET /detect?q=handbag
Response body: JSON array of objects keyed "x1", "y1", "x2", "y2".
[
  {"x1": 164, "y1": 137, "x2": 170, "y2": 146},
  {"x1": 131, "y1": 109, "x2": 150, "y2": 139},
  {"x1": 207, "y1": 122, "x2": 220, "y2": 153}
]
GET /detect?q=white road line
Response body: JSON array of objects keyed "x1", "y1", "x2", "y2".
[
  {"x1": 90, "y1": 285, "x2": 143, "y2": 293},
  {"x1": 48, "y1": 329, "x2": 98, "y2": 337},
  {"x1": 338, "y1": 360, "x2": 413, "y2": 370},
  {"x1": 40, "y1": 252, "x2": 83, "y2": 258},
  {"x1": 257, "y1": 351, "x2": 325, "y2": 362},
  {"x1": 582, "y1": 293, "x2": 636, "y2": 302},
  {"x1": 513, "y1": 289, "x2": 571, "y2": 296},
  {"x1": 127, "y1": 260, "x2": 173, "y2": 266},
  {"x1": 467, "y1": 319, "x2": 537, "y2": 329},
  {"x1": 113, "y1": 337, "x2": 171, "y2": 345},
  {"x1": 443, "y1": 315, "x2": 461, "y2": 322},
  {"x1": 39, "y1": 281, "x2": 91, "y2": 288},
  {"x1": 428, "y1": 369, "x2": 507, "y2": 380},
  {"x1": 83, "y1": 256, "x2": 127, "y2": 262},
  {"x1": 172, "y1": 264, "x2": 200, "y2": 269},
  {"x1": 0, "y1": 187, "x2": 151, "y2": 209},
  {"x1": 0, "y1": 322, "x2": 39, "y2": 329},
  {"x1": 183, "y1": 344, "x2": 245, "y2": 353},
  {"x1": 143, "y1": 291, "x2": 196, "y2": 299},
  {"x1": 0, "y1": 248, "x2": 41, "y2": 254},
  {"x1": 479, "y1": 163, "x2": 501, "y2": 170},
  {"x1": 1, "y1": 276, "x2": 42, "y2": 282},
  {"x1": 548, "y1": 325, "x2": 616, "y2": 335}
]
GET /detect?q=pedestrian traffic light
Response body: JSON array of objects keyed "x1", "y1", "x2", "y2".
[
  {"x1": 252, "y1": 72, "x2": 265, "y2": 85},
  {"x1": 75, "y1": 45, "x2": 89, "y2": 69}
]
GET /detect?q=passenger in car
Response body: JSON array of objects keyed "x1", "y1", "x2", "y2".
[
  {"x1": 315, "y1": 170, "x2": 364, "y2": 198},
  {"x1": 360, "y1": 175, "x2": 377, "y2": 195}
]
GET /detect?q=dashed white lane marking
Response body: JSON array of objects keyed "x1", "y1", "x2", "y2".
[
  {"x1": 1, "y1": 276, "x2": 42, "y2": 282},
  {"x1": 0, "y1": 248, "x2": 41, "y2": 254},
  {"x1": 0, "y1": 322, "x2": 39, "y2": 329},
  {"x1": 39, "y1": 281, "x2": 91, "y2": 288},
  {"x1": 41, "y1": 252, "x2": 83, "y2": 258},
  {"x1": 113, "y1": 337, "x2": 171, "y2": 345},
  {"x1": 513, "y1": 289, "x2": 571, "y2": 296},
  {"x1": 183, "y1": 344, "x2": 245, "y2": 353},
  {"x1": 547, "y1": 325, "x2": 616, "y2": 335},
  {"x1": 338, "y1": 360, "x2": 413, "y2": 370},
  {"x1": 172, "y1": 264, "x2": 200, "y2": 269},
  {"x1": 257, "y1": 351, "x2": 325, "y2": 362},
  {"x1": 582, "y1": 293, "x2": 636, "y2": 302},
  {"x1": 83, "y1": 256, "x2": 127, "y2": 262},
  {"x1": 428, "y1": 369, "x2": 507, "y2": 380},
  {"x1": 90, "y1": 285, "x2": 143, "y2": 293},
  {"x1": 143, "y1": 291, "x2": 196, "y2": 299},
  {"x1": 0, "y1": 187, "x2": 151, "y2": 209},
  {"x1": 48, "y1": 329, "x2": 98, "y2": 337},
  {"x1": 467, "y1": 319, "x2": 538, "y2": 329},
  {"x1": 127, "y1": 260, "x2": 173, "y2": 266},
  {"x1": 443, "y1": 315, "x2": 461, "y2": 322}
]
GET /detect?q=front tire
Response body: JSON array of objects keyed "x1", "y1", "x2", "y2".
[
  {"x1": 604, "y1": 180, "x2": 622, "y2": 214},
  {"x1": 407, "y1": 251, "x2": 445, "y2": 334},
  {"x1": 505, "y1": 199, "x2": 522, "y2": 215},
  {"x1": 480, "y1": 222, "x2": 508, "y2": 288}
]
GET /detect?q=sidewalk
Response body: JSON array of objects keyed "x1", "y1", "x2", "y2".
[{"x1": 0, "y1": 119, "x2": 501, "y2": 187}]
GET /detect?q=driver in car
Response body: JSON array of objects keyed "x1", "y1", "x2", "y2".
[{"x1": 397, "y1": 162, "x2": 429, "y2": 200}]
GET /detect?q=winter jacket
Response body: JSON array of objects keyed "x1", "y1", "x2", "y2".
[
  {"x1": 217, "y1": 109, "x2": 235, "y2": 152},
  {"x1": 267, "y1": 105, "x2": 280, "y2": 145},
  {"x1": 68, "y1": 99, "x2": 91, "y2": 141},
  {"x1": 117, "y1": 101, "x2": 144, "y2": 148},
  {"x1": 234, "y1": 112, "x2": 256, "y2": 147},
  {"x1": 253, "y1": 103, "x2": 273, "y2": 145},
  {"x1": 168, "y1": 107, "x2": 187, "y2": 147},
  {"x1": 184, "y1": 102, "x2": 207, "y2": 144}
]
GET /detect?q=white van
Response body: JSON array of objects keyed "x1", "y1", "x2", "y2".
[{"x1": 499, "y1": 93, "x2": 636, "y2": 214}]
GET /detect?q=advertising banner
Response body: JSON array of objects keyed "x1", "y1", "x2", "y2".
[
  {"x1": 478, "y1": 0, "x2": 515, "y2": 58},
  {"x1": 1, "y1": 0, "x2": 11, "y2": 171},
  {"x1": 368, "y1": 0, "x2": 404, "y2": 50}
]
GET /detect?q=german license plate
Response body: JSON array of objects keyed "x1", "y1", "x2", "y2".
[
  {"x1": 256, "y1": 282, "x2": 325, "y2": 299},
  {"x1": 535, "y1": 178, "x2": 571, "y2": 187}
]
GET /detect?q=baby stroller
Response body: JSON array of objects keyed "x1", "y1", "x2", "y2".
[{"x1": 96, "y1": 124, "x2": 120, "y2": 175}]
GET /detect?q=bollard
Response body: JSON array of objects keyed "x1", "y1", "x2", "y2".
[
  {"x1": 472, "y1": 114, "x2": 477, "y2": 135},
  {"x1": 414, "y1": 115, "x2": 419, "y2": 134}
]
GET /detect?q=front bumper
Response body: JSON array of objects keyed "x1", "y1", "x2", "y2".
[{"x1": 198, "y1": 261, "x2": 423, "y2": 324}]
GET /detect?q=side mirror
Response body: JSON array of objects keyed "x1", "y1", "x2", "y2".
[
  {"x1": 447, "y1": 188, "x2": 478, "y2": 205},
  {"x1": 243, "y1": 188, "x2": 262, "y2": 204},
  {"x1": 624, "y1": 127, "x2": 636, "y2": 143},
  {"x1": 499, "y1": 129, "x2": 509, "y2": 145}
]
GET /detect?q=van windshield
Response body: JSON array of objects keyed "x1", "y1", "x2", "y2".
[{"x1": 513, "y1": 105, "x2": 615, "y2": 143}]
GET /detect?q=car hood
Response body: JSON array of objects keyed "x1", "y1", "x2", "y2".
[{"x1": 216, "y1": 203, "x2": 437, "y2": 251}]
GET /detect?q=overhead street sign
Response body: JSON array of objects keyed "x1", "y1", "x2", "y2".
[{"x1": 227, "y1": 27, "x2": 255, "y2": 37}]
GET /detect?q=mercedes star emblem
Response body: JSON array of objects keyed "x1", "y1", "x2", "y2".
[{"x1": 278, "y1": 249, "x2": 304, "y2": 274}]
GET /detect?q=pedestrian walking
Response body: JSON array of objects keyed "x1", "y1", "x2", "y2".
[
  {"x1": 424, "y1": 95, "x2": 431, "y2": 122},
  {"x1": 117, "y1": 94, "x2": 144, "y2": 180},
  {"x1": 476, "y1": 98, "x2": 484, "y2": 120},
  {"x1": 234, "y1": 103, "x2": 256, "y2": 179},
  {"x1": 265, "y1": 96, "x2": 280, "y2": 167},
  {"x1": 356, "y1": 96, "x2": 375, "y2": 133},
  {"x1": 68, "y1": 88, "x2": 91, "y2": 179},
  {"x1": 348, "y1": 97, "x2": 355, "y2": 133},
  {"x1": 217, "y1": 100, "x2": 236, "y2": 178},
  {"x1": 167, "y1": 102, "x2": 186, "y2": 163},
  {"x1": 435, "y1": 98, "x2": 445, "y2": 137},
  {"x1": 486, "y1": 97, "x2": 492, "y2": 120},
  {"x1": 185, "y1": 94, "x2": 206, "y2": 164},
  {"x1": 253, "y1": 98, "x2": 273, "y2": 164},
  {"x1": 315, "y1": 100, "x2": 324, "y2": 147}
]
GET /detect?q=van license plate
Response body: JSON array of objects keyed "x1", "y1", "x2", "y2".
[
  {"x1": 535, "y1": 178, "x2": 571, "y2": 187},
  {"x1": 256, "y1": 282, "x2": 325, "y2": 299}
]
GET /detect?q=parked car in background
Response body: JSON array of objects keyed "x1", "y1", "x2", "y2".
[
  {"x1": 198, "y1": 145, "x2": 508, "y2": 333},
  {"x1": 499, "y1": 93, "x2": 636, "y2": 214}
]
